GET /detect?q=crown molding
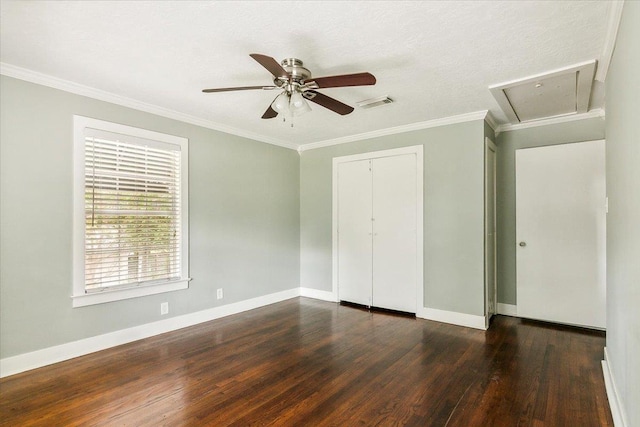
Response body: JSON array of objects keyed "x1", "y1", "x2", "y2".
[
  {"x1": 496, "y1": 109, "x2": 605, "y2": 133},
  {"x1": 595, "y1": 1, "x2": 625, "y2": 82},
  {"x1": 8, "y1": 61, "x2": 603, "y2": 151},
  {"x1": 0, "y1": 63, "x2": 298, "y2": 151},
  {"x1": 298, "y1": 110, "x2": 489, "y2": 152},
  {"x1": 484, "y1": 111, "x2": 499, "y2": 132}
]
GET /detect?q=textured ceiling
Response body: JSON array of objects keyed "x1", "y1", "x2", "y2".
[{"x1": 0, "y1": 1, "x2": 614, "y2": 148}]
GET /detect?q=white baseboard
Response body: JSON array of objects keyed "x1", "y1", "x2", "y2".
[
  {"x1": 0, "y1": 288, "x2": 300, "y2": 378},
  {"x1": 417, "y1": 307, "x2": 487, "y2": 330},
  {"x1": 299, "y1": 287, "x2": 338, "y2": 302},
  {"x1": 300, "y1": 290, "x2": 487, "y2": 331},
  {"x1": 497, "y1": 303, "x2": 517, "y2": 316},
  {"x1": 602, "y1": 347, "x2": 628, "y2": 427},
  {"x1": 0, "y1": 290, "x2": 536, "y2": 377}
]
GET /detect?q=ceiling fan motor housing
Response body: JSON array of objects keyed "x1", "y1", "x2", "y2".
[{"x1": 276, "y1": 58, "x2": 312, "y2": 86}]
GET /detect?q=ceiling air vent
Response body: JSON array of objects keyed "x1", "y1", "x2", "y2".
[
  {"x1": 357, "y1": 96, "x2": 393, "y2": 109},
  {"x1": 489, "y1": 60, "x2": 596, "y2": 123}
]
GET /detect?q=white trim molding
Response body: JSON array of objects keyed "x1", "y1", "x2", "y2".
[
  {"x1": 299, "y1": 111, "x2": 488, "y2": 152},
  {"x1": 484, "y1": 111, "x2": 499, "y2": 133},
  {"x1": 0, "y1": 288, "x2": 503, "y2": 377},
  {"x1": 595, "y1": 1, "x2": 625, "y2": 82},
  {"x1": 0, "y1": 62, "x2": 297, "y2": 151},
  {"x1": 417, "y1": 307, "x2": 487, "y2": 330},
  {"x1": 497, "y1": 303, "x2": 518, "y2": 317},
  {"x1": 0, "y1": 288, "x2": 300, "y2": 378},
  {"x1": 602, "y1": 347, "x2": 628, "y2": 427},
  {"x1": 300, "y1": 287, "x2": 338, "y2": 302},
  {"x1": 73, "y1": 280, "x2": 190, "y2": 307},
  {"x1": 1, "y1": 63, "x2": 490, "y2": 154},
  {"x1": 497, "y1": 109, "x2": 605, "y2": 134}
]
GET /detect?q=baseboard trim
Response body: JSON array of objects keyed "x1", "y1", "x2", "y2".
[
  {"x1": 497, "y1": 303, "x2": 517, "y2": 316},
  {"x1": 299, "y1": 287, "x2": 338, "y2": 302},
  {"x1": 602, "y1": 347, "x2": 628, "y2": 427},
  {"x1": 0, "y1": 288, "x2": 300, "y2": 378},
  {"x1": 0, "y1": 291, "x2": 531, "y2": 377},
  {"x1": 417, "y1": 307, "x2": 487, "y2": 330}
]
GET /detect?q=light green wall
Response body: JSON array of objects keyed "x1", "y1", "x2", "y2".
[
  {"x1": 0, "y1": 76, "x2": 300, "y2": 358},
  {"x1": 300, "y1": 120, "x2": 487, "y2": 316},
  {"x1": 604, "y1": 2, "x2": 640, "y2": 425},
  {"x1": 495, "y1": 117, "x2": 605, "y2": 305}
]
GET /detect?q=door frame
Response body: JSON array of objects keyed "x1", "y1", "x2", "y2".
[
  {"x1": 332, "y1": 145, "x2": 424, "y2": 312},
  {"x1": 485, "y1": 137, "x2": 497, "y2": 328}
]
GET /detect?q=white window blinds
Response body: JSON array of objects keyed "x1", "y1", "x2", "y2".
[{"x1": 83, "y1": 129, "x2": 182, "y2": 292}]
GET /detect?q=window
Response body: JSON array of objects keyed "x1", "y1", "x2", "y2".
[{"x1": 73, "y1": 116, "x2": 189, "y2": 307}]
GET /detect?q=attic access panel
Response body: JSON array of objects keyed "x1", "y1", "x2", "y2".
[{"x1": 490, "y1": 60, "x2": 596, "y2": 123}]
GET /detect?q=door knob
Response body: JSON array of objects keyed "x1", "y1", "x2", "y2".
[{"x1": 519, "y1": 242, "x2": 527, "y2": 247}]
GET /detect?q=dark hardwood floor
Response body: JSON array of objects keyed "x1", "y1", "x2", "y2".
[{"x1": 0, "y1": 298, "x2": 612, "y2": 426}]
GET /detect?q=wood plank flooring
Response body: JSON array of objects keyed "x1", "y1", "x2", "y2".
[{"x1": 0, "y1": 298, "x2": 613, "y2": 426}]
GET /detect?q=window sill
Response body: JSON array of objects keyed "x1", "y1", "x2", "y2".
[{"x1": 72, "y1": 279, "x2": 190, "y2": 308}]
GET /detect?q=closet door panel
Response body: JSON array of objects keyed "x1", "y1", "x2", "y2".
[
  {"x1": 371, "y1": 154, "x2": 417, "y2": 312},
  {"x1": 337, "y1": 160, "x2": 373, "y2": 306}
]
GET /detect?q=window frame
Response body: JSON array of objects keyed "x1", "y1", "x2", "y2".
[{"x1": 72, "y1": 116, "x2": 190, "y2": 307}]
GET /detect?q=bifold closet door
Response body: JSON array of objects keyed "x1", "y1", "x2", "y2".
[
  {"x1": 337, "y1": 153, "x2": 418, "y2": 313},
  {"x1": 371, "y1": 154, "x2": 417, "y2": 312},
  {"x1": 337, "y1": 159, "x2": 373, "y2": 306}
]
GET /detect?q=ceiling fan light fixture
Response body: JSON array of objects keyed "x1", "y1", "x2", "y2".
[
  {"x1": 271, "y1": 92, "x2": 290, "y2": 114},
  {"x1": 290, "y1": 91, "x2": 312, "y2": 116}
]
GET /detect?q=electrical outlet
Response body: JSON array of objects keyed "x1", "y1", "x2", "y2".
[
  {"x1": 160, "y1": 302, "x2": 169, "y2": 315},
  {"x1": 216, "y1": 289, "x2": 223, "y2": 300}
]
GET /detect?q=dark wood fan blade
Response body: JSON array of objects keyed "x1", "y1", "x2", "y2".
[
  {"x1": 306, "y1": 72, "x2": 376, "y2": 89},
  {"x1": 302, "y1": 91, "x2": 354, "y2": 115},
  {"x1": 202, "y1": 86, "x2": 276, "y2": 93},
  {"x1": 250, "y1": 54, "x2": 289, "y2": 79},
  {"x1": 262, "y1": 105, "x2": 278, "y2": 119}
]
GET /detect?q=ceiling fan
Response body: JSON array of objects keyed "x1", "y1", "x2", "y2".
[{"x1": 202, "y1": 53, "x2": 376, "y2": 119}]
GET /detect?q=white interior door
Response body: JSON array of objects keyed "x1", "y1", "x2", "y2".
[
  {"x1": 337, "y1": 159, "x2": 373, "y2": 306},
  {"x1": 371, "y1": 154, "x2": 417, "y2": 313},
  {"x1": 516, "y1": 140, "x2": 606, "y2": 329},
  {"x1": 485, "y1": 139, "x2": 497, "y2": 327}
]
